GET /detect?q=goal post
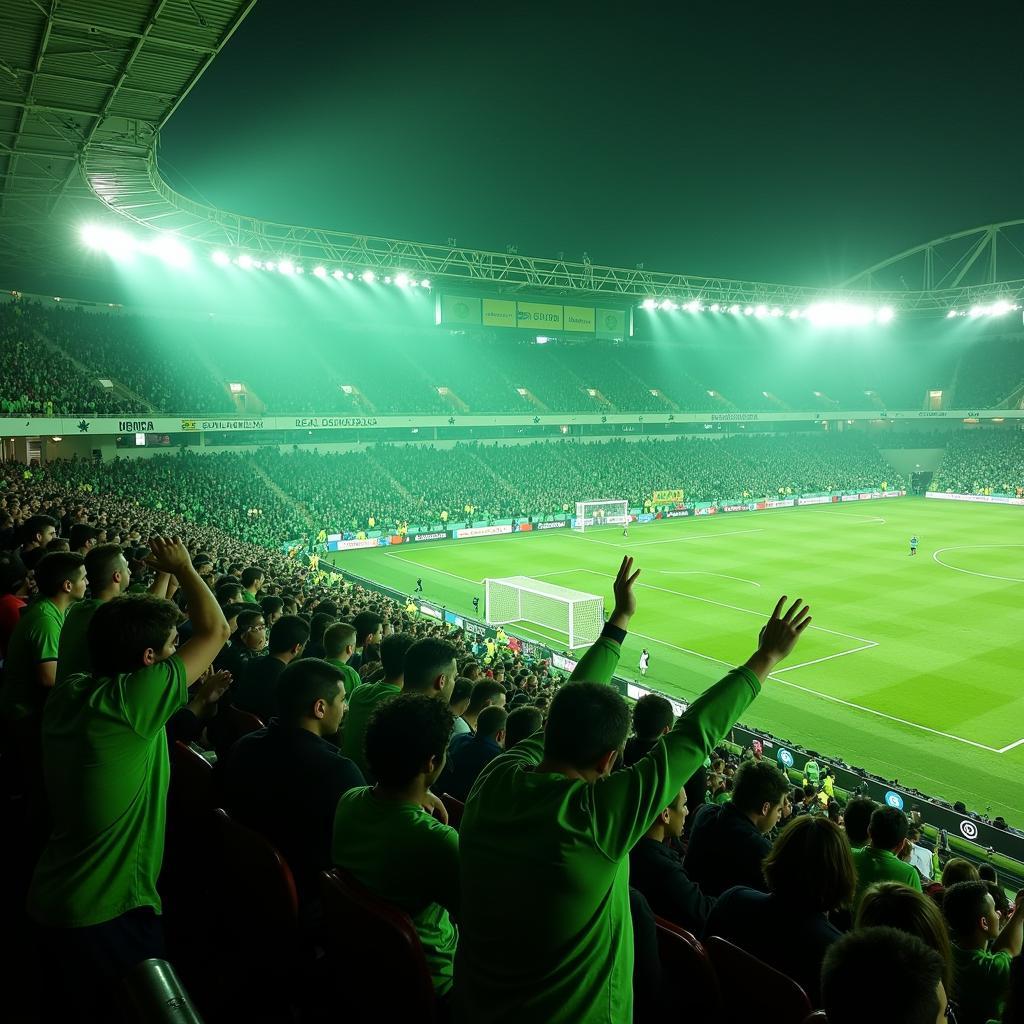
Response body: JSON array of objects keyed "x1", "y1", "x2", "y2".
[
  {"x1": 484, "y1": 576, "x2": 605, "y2": 650},
  {"x1": 573, "y1": 498, "x2": 629, "y2": 532}
]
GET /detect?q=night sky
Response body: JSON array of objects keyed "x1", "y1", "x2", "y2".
[{"x1": 162, "y1": 1, "x2": 1024, "y2": 287}]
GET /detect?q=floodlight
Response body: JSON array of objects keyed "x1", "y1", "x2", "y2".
[
  {"x1": 295, "y1": 266, "x2": 304, "y2": 275},
  {"x1": 346, "y1": 272, "x2": 355, "y2": 280},
  {"x1": 421, "y1": 279, "x2": 431, "y2": 289},
  {"x1": 81, "y1": 224, "x2": 104, "y2": 249},
  {"x1": 946, "y1": 309, "x2": 957, "y2": 318},
  {"x1": 788, "y1": 308, "x2": 802, "y2": 319},
  {"x1": 876, "y1": 306, "x2": 895, "y2": 324},
  {"x1": 361, "y1": 270, "x2": 376, "y2": 283},
  {"x1": 968, "y1": 305, "x2": 984, "y2": 318},
  {"x1": 684, "y1": 299, "x2": 701, "y2": 313},
  {"x1": 990, "y1": 300, "x2": 1012, "y2": 316},
  {"x1": 278, "y1": 259, "x2": 295, "y2": 275},
  {"x1": 237, "y1": 253, "x2": 253, "y2": 269},
  {"x1": 744, "y1": 307, "x2": 754, "y2": 316},
  {"x1": 332, "y1": 269, "x2": 344, "y2": 280},
  {"x1": 212, "y1": 251, "x2": 231, "y2": 267},
  {"x1": 264, "y1": 261, "x2": 276, "y2": 272},
  {"x1": 395, "y1": 272, "x2": 409, "y2": 287},
  {"x1": 770, "y1": 308, "x2": 783, "y2": 318},
  {"x1": 754, "y1": 305, "x2": 768, "y2": 319},
  {"x1": 641, "y1": 298, "x2": 658, "y2": 311},
  {"x1": 728, "y1": 304, "x2": 740, "y2": 315},
  {"x1": 709, "y1": 303, "x2": 721, "y2": 313},
  {"x1": 150, "y1": 235, "x2": 191, "y2": 267},
  {"x1": 659, "y1": 300, "x2": 677, "y2": 311},
  {"x1": 536, "y1": 336, "x2": 549, "y2": 344}
]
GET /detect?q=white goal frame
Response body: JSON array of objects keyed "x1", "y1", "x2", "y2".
[
  {"x1": 484, "y1": 576, "x2": 605, "y2": 650},
  {"x1": 573, "y1": 498, "x2": 629, "y2": 532}
]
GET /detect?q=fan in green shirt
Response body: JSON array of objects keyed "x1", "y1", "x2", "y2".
[
  {"x1": 333, "y1": 693, "x2": 459, "y2": 996},
  {"x1": 0, "y1": 552, "x2": 87, "y2": 722},
  {"x1": 457, "y1": 558, "x2": 813, "y2": 1024},
  {"x1": 324, "y1": 620, "x2": 362, "y2": 702},
  {"x1": 28, "y1": 537, "x2": 230, "y2": 945},
  {"x1": 944, "y1": 879, "x2": 1024, "y2": 1024},
  {"x1": 849, "y1": 805, "x2": 923, "y2": 911}
]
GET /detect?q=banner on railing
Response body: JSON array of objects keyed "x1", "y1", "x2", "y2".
[{"x1": 926, "y1": 491, "x2": 1024, "y2": 506}]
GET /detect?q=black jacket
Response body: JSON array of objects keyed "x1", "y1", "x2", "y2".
[
  {"x1": 629, "y1": 836, "x2": 715, "y2": 936},
  {"x1": 683, "y1": 801, "x2": 772, "y2": 897}
]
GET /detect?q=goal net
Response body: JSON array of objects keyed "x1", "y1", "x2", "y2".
[
  {"x1": 573, "y1": 499, "x2": 629, "y2": 532},
  {"x1": 484, "y1": 576, "x2": 605, "y2": 650}
]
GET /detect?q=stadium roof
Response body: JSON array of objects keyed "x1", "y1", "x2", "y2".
[{"x1": 3, "y1": 0, "x2": 1024, "y2": 315}]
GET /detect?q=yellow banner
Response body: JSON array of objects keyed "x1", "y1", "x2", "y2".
[
  {"x1": 563, "y1": 305, "x2": 596, "y2": 332},
  {"x1": 653, "y1": 489, "x2": 685, "y2": 503},
  {"x1": 516, "y1": 301, "x2": 564, "y2": 330},
  {"x1": 482, "y1": 298, "x2": 516, "y2": 328}
]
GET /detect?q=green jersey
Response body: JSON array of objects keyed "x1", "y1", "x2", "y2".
[
  {"x1": 324, "y1": 658, "x2": 361, "y2": 703},
  {"x1": 338, "y1": 681, "x2": 401, "y2": 777},
  {"x1": 27, "y1": 654, "x2": 188, "y2": 928},
  {"x1": 850, "y1": 846, "x2": 922, "y2": 910},
  {"x1": 0, "y1": 597, "x2": 66, "y2": 721},
  {"x1": 55, "y1": 598, "x2": 102, "y2": 686},
  {"x1": 333, "y1": 788, "x2": 459, "y2": 994},
  {"x1": 458, "y1": 630, "x2": 761, "y2": 1024}
]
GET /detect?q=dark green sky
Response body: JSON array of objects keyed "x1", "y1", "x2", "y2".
[{"x1": 162, "y1": 0, "x2": 1024, "y2": 287}]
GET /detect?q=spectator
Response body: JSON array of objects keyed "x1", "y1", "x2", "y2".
[
  {"x1": 339, "y1": 631, "x2": 415, "y2": 778},
  {"x1": 240, "y1": 566, "x2": 264, "y2": 604},
  {"x1": 906, "y1": 824, "x2": 934, "y2": 881},
  {"x1": 216, "y1": 607, "x2": 267, "y2": 679},
  {"x1": 448, "y1": 676, "x2": 473, "y2": 736},
  {"x1": 684, "y1": 758, "x2": 791, "y2": 897},
  {"x1": 503, "y1": 706, "x2": 543, "y2": 749},
  {"x1": 457, "y1": 562, "x2": 810, "y2": 1023},
  {"x1": 438, "y1": 704, "x2": 507, "y2": 801},
  {"x1": 27, "y1": 537, "x2": 229, "y2": 1018},
  {"x1": 231, "y1": 614, "x2": 309, "y2": 722},
  {"x1": 68, "y1": 523, "x2": 99, "y2": 556},
  {"x1": 622, "y1": 693, "x2": 674, "y2": 767},
  {"x1": 821, "y1": 927, "x2": 950, "y2": 1024},
  {"x1": 19, "y1": 514, "x2": 58, "y2": 557},
  {"x1": 220, "y1": 657, "x2": 364, "y2": 904},
  {"x1": 301, "y1": 611, "x2": 335, "y2": 660},
  {"x1": 260, "y1": 594, "x2": 284, "y2": 627},
  {"x1": 628, "y1": 785, "x2": 714, "y2": 937},
  {"x1": 323, "y1": 621, "x2": 361, "y2": 701},
  {"x1": 842, "y1": 795, "x2": 877, "y2": 847},
  {"x1": 704, "y1": 816, "x2": 854, "y2": 1004},
  {"x1": 0, "y1": 552, "x2": 86, "y2": 723},
  {"x1": 332, "y1": 694, "x2": 458, "y2": 1002},
  {"x1": 0, "y1": 552, "x2": 30, "y2": 660},
  {"x1": 458, "y1": 678, "x2": 506, "y2": 738},
  {"x1": 857, "y1": 881, "x2": 955, "y2": 999},
  {"x1": 850, "y1": 806, "x2": 922, "y2": 909},
  {"x1": 944, "y1": 879, "x2": 1024, "y2": 1024},
  {"x1": 349, "y1": 610, "x2": 383, "y2": 670},
  {"x1": 943, "y1": 857, "x2": 981, "y2": 888},
  {"x1": 55, "y1": 543, "x2": 131, "y2": 685}
]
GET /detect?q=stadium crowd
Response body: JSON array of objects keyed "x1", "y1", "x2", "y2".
[
  {"x1": 933, "y1": 431, "x2": 1024, "y2": 497},
  {"x1": 2, "y1": 456, "x2": 1024, "y2": 1024},
  {"x1": 4, "y1": 296, "x2": 1024, "y2": 417}
]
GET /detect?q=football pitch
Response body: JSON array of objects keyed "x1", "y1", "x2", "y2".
[{"x1": 334, "y1": 498, "x2": 1024, "y2": 824}]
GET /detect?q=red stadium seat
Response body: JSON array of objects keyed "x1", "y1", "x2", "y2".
[
  {"x1": 320, "y1": 867, "x2": 437, "y2": 1022},
  {"x1": 168, "y1": 740, "x2": 213, "y2": 819},
  {"x1": 214, "y1": 704, "x2": 264, "y2": 757},
  {"x1": 440, "y1": 792, "x2": 464, "y2": 830},
  {"x1": 654, "y1": 917, "x2": 723, "y2": 1018},
  {"x1": 706, "y1": 935, "x2": 812, "y2": 1024}
]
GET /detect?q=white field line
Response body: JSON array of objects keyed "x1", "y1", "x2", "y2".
[
  {"x1": 931, "y1": 544, "x2": 1024, "y2": 585},
  {"x1": 771, "y1": 643, "x2": 878, "y2": 673},
  {"x1": 382, "y1": 552, "x2": 481, "y2": 585},
  {"x1": 574, "y1": 569, "x2": 876, "y2": 645},
  {"x1": 655, "y1": 570, "x2": 761, "y2": 587},
  {"x1": 998, "y1": 737, "x2": 1024, "y2": 754},
  {"x1": 816, "y1": 510, "x2": 886, "y2": 524},
  {"x1": 575, "y1": 528, "x2": 764, "y2": 549}
]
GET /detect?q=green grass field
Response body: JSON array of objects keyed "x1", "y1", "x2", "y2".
[{"x1": 335, "y1": 498, "x2": 1024, "y2": 823}]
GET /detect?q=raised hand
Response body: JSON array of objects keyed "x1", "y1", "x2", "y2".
[
  {"x1": 745, "y1": 596, "x2": 812, "y2": 681},
  {"x1": 145, "y1": 535, "x2": 193, "y2": 577},
  {"x1": 609, "y1": 556, "x2": 641, "y2": 630}
]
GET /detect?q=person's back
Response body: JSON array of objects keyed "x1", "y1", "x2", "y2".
[
  {"x1": 850, "y1": 806, "x2": 922, "y2": 909},
  {"x1": 441, "y1": 705, "x2": 506, "y2": 801},
  {"x1": 458, "y1": 564, "x2": 810, "y2": 1023},
  {"x1": 231, "y1": 614, "x2": 310, "y2": 722}
]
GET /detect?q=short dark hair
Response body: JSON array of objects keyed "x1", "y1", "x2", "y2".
[
  {"x1": 364, "y1": 693, "x2": 454, "y2": 788},
  {"x1": 276, "y1": 658, "x2": 345, "y2": 725},
  {"x1": 821, "y1": 927, "x2": 944, "y2": 1024},
  {"x1": 978, "y1": 863, "x2": 998, "y2": 884},
  {"x1": 763, "y1": 816, "x2": 856, "y2": 911},
  {"x1": 476, "y1": 705, "x2": 508, "y2": 740},
  {"x1": 381, "y1": 632, "x2": 415, "y2": 679},
  {"x1": 241, "y1": 566, "x2": 264, "y2": 588},
  {"x1": 468, "y1": 679, "x2": 505, "y2": 713},
  {"x1": 0, "y1": 553, "x2": 28, "y2": 595},
  {"x1": 943, "y1": 880, "x2": 992, "y2": 937},
  {"x1": 632, "y1": 693, "x2": 674, "y2": 740},
  {"x1": 84, "y1": 542, "x2": 126, "y2": 587},
  {"x1": 731, "y1": 759, "x2": 790, "y2": 815},
  {"x1": 352, "y1": 610, "x2": 382, "y2": 646},
  {"x1": 22, "y1": 514, "x2": 58, "y2": 545},
  {"x1": 88, "y1": 594, "x2": 183, "y2": 676},
  {"x1": 235, "y1": 609, "x2": 264, "y2": 633},
  {"x1": 843, "y1": 796, "x2": 877, "y2": 847},
  {"x1": 216, "y1": 582, "x2": 244, "y2": 606},
  {"x1": 308, "y1": 611, "x2": 335, "y2": 644},
  {"x1": 260, "y1": 595, "x2": 284, "y2": 617},
  {"x1": 868, "y1": 806, "x2": 909, "y2": 851},
  {"x1": 324, "y1": 622, "x2": 357, "y2": 658},
  {"x1": 268, "y1": 614, "x2": 310, "y2": 655},
  {"x1": 505, "y1": 706, "x2": 544, "y2": 748},
  {"x1": 68, "y1": 523, "x2": 99, "y2": 549},
  {"x1": 404, "y1": 637, "x2": 459, "y2": 693},
  {"x1": 543, "y1": 681, "x2": 631, "y2": 769},
  {"x1": 450, "y1": 676, "x2": 473, "y2": 706},
  {"x1": 33, "y1": 551, "x2": 85, "y2": 598}
]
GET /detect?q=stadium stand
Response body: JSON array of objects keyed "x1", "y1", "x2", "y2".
[{"x1": 932, "y1": 431, "x2": 1024, "y2": 497}]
